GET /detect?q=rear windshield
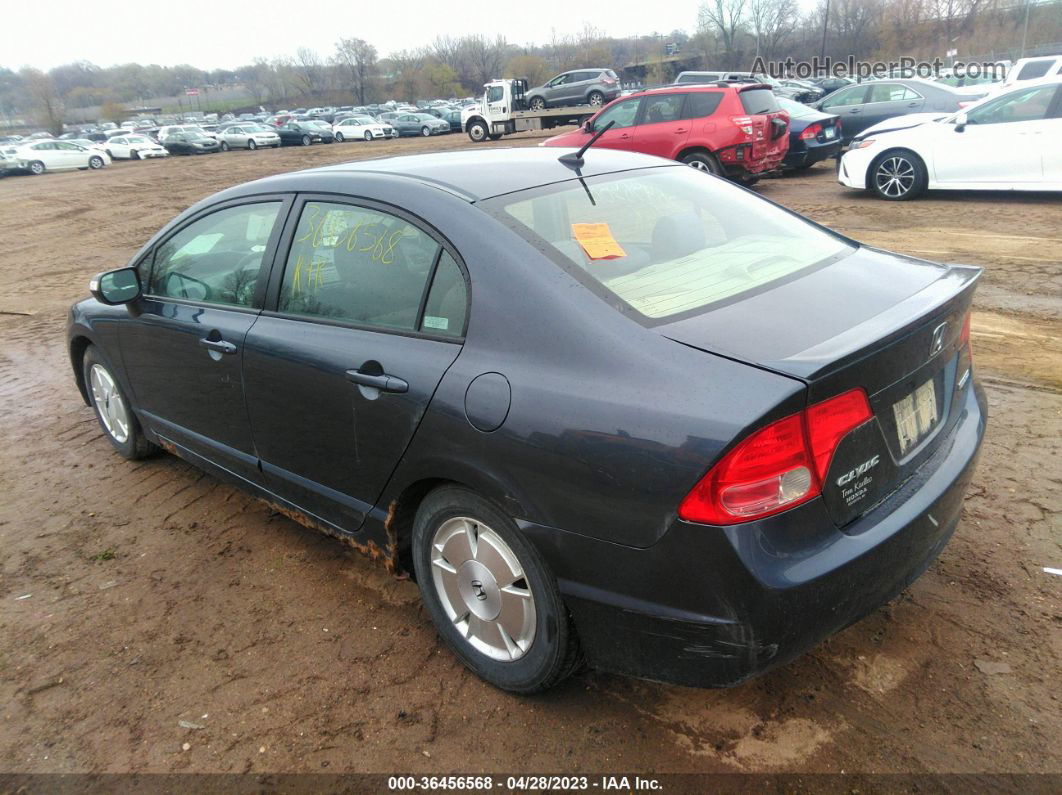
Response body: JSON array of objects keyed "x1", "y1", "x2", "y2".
[
  {"x1": 739, "y1": 88, "x2": 780, "y2": 114},
  {"x1": 485, "y1": 168, "x2": 851, "y2": 322}
]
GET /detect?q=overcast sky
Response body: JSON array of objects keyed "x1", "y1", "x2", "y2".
[{"x1": 4, "y1": 2, "x2": 702, "y2": 71}]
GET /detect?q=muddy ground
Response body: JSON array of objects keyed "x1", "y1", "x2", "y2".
[{"x1": 0, "y1": 131, "x2": 1059, "y2": 777}]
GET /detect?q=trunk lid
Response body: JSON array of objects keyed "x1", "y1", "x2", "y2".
[{"x1": 659, "y1": 247, "x2": 980, "y2": 527}]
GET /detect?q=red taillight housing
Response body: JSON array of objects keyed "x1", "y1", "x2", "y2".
[
  {"x1": 678, "y1": 389, "x2": 873, "y2": 525},
  {"x1": 799, "y1": 122, "x2": 822, "y2": 140},
  {"x1": 960, "y1": 311, "x2": 971, "y2": 350}
]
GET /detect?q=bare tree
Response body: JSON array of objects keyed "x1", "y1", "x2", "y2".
[
  {"x1": 748, "y1": 0, "x2": 797, "y2": 60},
  {"x1": 294, "y1": 47, "x2": 323, "y2": 98},
  {"x1": 698, "y1": 0, "x2": 749, "y2": 68},
  {"x1": 334, "y1": 37, "x2": 378, "y2": 104},
  {"x1": 462, "y1": 35, "x2": 510, "y2": 89},
  {"x1": 20, "y1": 68, "x2": 65, "y2": 134}
]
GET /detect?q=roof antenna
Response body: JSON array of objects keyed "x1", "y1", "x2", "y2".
[{"x1": 558, "y1": 120, "x2": 615, "y2": 169}]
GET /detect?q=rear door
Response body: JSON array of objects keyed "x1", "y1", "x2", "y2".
[
  {"x1": 120, "y1": 197, "x2": 290, "y2": 479},
  {"x1": 633, "y1": 93, "x2": 689, "y2": 158},
  {"x1": 242, "y1": 197, "x2": 469, "y2": 530},
  {"x1": 820, "y1": 85, "x2": 871, "y2": 139}
]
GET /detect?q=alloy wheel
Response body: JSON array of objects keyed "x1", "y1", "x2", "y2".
[
  {"x1": 430, "y1": 516, "x2": 536, "y2": 662},
  {"x1": 89, "y1": 363, "x2": 130, "y2": 443},
  {"x1": 875, "y1": 156, "x2": 916, "y2": 198}
]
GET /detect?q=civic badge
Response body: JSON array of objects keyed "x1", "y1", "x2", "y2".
[{"x1": 930, "y1": 322, "x2": 948, "y2": 357}]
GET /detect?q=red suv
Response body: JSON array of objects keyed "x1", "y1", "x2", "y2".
[{"x1": 542, "y1": 83, "x2": 790, "y2": 182}]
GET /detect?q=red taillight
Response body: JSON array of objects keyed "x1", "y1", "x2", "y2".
[
  {"x1": 731, "y1": 115, "x2": 754, "y2": 136},
  {"x1": 960, "y1": 311, "x2": 971, "y2": 347},
  {"x1": 678, "y1": 389, "x2": 873, "y2": 525},
  {"x1": 799, "y1": 122, "x2": 822, "y2": 140}
]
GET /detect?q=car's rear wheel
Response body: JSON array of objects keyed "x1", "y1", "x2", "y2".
[
  {"x1": 334, "y1": 131, "x2": 345, "y2": 142},
  {"x1": 219, "y1": 140, "x2": 229, "y2": 151},
  {"x1": 681, "y1": 151, "x2": 723, "y2": 176},
  {"x1": 412, "y1": 486, "x2": 581, "y2": 693},
  {"x1": 88, "y1": 156, "x2": 104, "y2": 170},
  {"x1": 587, "y1": 90, "x2": 605, "y2": 107},
  {"x1": 83, "y1": 345, "x2": 155, "y2": 460},
  {"x1": 247, "y1": 139, "x2": 257, "y2": 150},
  {"x1": 870, "y1": 150, "x2": 927, "y2": 200},
  {"x1": 467, "y1": 120, "x2": 488, "y2": 142},
  {"x1": 301, "y1": 135, "x2": 311, "y2": 146},
  {"x1": 528, "y1": 97, "x2": 545, "y2": 111}
]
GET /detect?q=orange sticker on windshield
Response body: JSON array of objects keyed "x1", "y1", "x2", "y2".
[{"x1": 571, "y1": 223, "x2": 627, "y2": 261}]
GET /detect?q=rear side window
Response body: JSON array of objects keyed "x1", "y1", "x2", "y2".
[
  {"x1": 1017, "y1": 60, "x2": 1052, "y2": 80},
  {"x1": 739, "y1": 89, "x2": 780, "y2": 114},
  {"x1": 642, "y1": 94, "x2": 685, "y2": 124},
  {"x1": 421, "y1": 252, "x2": 467, "y2": 337},
  {"x1": 684, "y1": 92, "x2": 724, "y2": 118},
  {"x1": 868, "y1": 84, "x2": 920, "y2": 102},
  {"x1": 277, "y1": 201, "x2": 451, "y2": 333}
]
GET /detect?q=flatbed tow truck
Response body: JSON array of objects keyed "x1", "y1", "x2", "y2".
[{"x1": 461, "y1": 79, "x2": 598, "y2": 142}]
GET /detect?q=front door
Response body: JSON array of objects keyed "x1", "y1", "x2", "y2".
[
  {"x1": 633, "y1": 93, "x2": 689, "y2": 158},
  {"x1": 587, "y1": 97, "x2": 643, "y2": 150},
  {"x1": 933, "y1": 84, "x2": 1058, "y2": 185},
  {"x1": 120, "y1": 198, "x2": 288, "y2": 478},
  {"x1": 242, "y1": 197, "x2": 468, "y2": 530}
]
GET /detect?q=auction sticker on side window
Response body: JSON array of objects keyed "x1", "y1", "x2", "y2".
[
  {"x1": 893, "y1": 379, "x2": 938, "y2": 455},
  {"x1": 571, "y1": 223, "x2": 627, "y2": 260}
]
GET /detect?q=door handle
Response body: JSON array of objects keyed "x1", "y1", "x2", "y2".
[
  {"x1": 345, "y1": 370, "x2": 408, "y2": 393},
  {"x1": 849, "y1": 108, "x2": 861, "y2": 113},
  {"x1": 674, "y1": 128, "x2": 688, "y2": 134},
  {"x1": 198, "y1": 337, "x2": 237, "y2": 355},
  {"x1": 907, "y1": 102, "x2": 919, "y2": 107}
]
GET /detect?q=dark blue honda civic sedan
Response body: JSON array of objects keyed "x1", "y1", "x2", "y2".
[{"x1": 68, "y1": 148, "x2": 986, "y2": 692}]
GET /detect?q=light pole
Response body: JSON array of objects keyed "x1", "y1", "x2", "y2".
[
  {"x1": 820, "y1": 0, "x2": 831, "y2": 63},
  {"x1": 1020, "y1": 0, "x2": 1031, "y2": 58}
]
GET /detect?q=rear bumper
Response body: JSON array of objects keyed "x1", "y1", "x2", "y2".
[
  {"x1": 784, "y1": 139, "x2": 841, "y2": 169},
  {"x1": 522, "y1": 380, "x2": 987, "y2": 688}
]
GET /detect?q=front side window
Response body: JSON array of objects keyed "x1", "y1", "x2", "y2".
[
  {"x1": 594, "y1": 98, "x2": 641, "y2": 130},
  {"x1": 642, "y1": 94, "x2": 686, "y2": 124},
  {"x1": 488, "y1": 168, "x2": 850, "y2": 322},
  {"x1": 149, "y1": 203, "x2": 281, "y2": 307},
  {"x1": 967, "y1": 84, "x2": 1057, "y2": 124},
  {"x1": 277, "y1": 201, "x2": 451, "y2": 333},
  {"x1": 823, "y1": 87, "x2": 867, "y2": 108}
]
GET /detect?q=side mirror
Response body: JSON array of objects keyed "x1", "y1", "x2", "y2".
[
  {"x1": 90, "y1": 267, "x2": 141, "y2": 305},
  {"x1": 583, "y1": 120, "x2": 594, "y2": 133},
  {"x1": 954, "y1": 112, "x2": 968, "y2": 132}
]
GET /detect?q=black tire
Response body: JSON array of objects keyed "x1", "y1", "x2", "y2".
[
  {"x1": 28, "y1": 160, "x2": 45, "y2": 175},
  {"x1": 587, "y1": 90, "x2": 605, "y2": 107},
  {"x1": 467, "y1": 120, "x2": 489, "y2": 143},
  {"x1": 488, "y1": 133, "x2": 503, "y2": 141},
  {"x1": 680, "y1": 151, "x2": 723, "y2": 176},
  {"x1": 88, "y1": 156, "x2": 104, "y2": 170},
  {"x1": 528, "y1": 96, "x2": 546, "y2": 111},
  {"x1": 301, "y1": 135, "x2": 311, "y2": 146},
  {"x1": 363, "y1": 131, "x2": 372, "y2": 141},
  {"x1": 219, "y1": 140, "x2": 229, "y2": 151},
  {"x1": 421, "y1": 126, "x2": 431, "y2": 137},
  {"x1": 131, "y1": 149, "x2": 140, "y2": 160},
  {"x1": 247, "y1": 139, "x2": 257, "y2": 150},
  {"x1": 334, "y1": 131, "x2": 345, "y2": 142},
  {"x1": 412, "y1": 486, "x2": 582, "y2": 693},
  {"x1": 82, "y1": 345, "x2": 156, "y2": 460},
  {"x1": 105, "y1": 149, "x2": 113, "y2": 159},
  {"x1": 870, "y1": 149, "x2": 928, "y2": 201}
]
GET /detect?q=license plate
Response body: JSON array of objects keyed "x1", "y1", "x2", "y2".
[
  {"x1": 823, "y1": 127, "x2": 836, "y2": 139},
  {"x1": 892, "y1": 379, "x2": 938, "y2": 455}
]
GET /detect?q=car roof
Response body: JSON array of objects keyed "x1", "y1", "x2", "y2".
[{"x1": 236, "y1": 148, "x2": 677, "y2": 202}]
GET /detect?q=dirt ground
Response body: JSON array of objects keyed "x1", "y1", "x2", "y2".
[{"x1": 0, "y1": 131, "x2": 1059, "y2": 778}]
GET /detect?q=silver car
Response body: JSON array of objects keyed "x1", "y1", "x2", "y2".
[
  {"x1": 217, "y1": 124, "x2": 281, "y2": 151},
  {"x1": 525, "y1": 68, "x2": 621, "y2": 111}
]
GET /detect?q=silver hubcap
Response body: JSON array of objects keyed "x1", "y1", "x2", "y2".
[
  {"x1": 590, "y1": 94, "x2": 603, "y2": 106},
  {"x1": 875, "y1": 156, "x2": 915, "y2": 197},
  {"x1": 430, "y1": 517, "x2": 536, "y2": 662},
  {"x1": 89, "y1": 364, "x2": 130, "y2": 443},
  {"x1": 688, "y1": 159, "x2": 711, "y2": 172}
]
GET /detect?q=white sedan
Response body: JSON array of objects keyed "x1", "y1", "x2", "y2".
[
  {"x1": 13, "y1": 140, "x2": 111, "y2": 174},
  {"x1": 216, "y1": 124, "x2": 281, "y2": 150},
  {"x1": 332, "y1": 116, "x2": 397, "y2": 142},
  {"x1": 839, "y1": 78, "x2": 1062, "y2": 199},
  {"x1": 104, "y1": 134, "x2": 169, "y2": 160}
]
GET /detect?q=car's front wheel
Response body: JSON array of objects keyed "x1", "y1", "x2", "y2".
[
  {"x1": 421, "y1": 126, "x2": 432, "y2": 137},
  {"x1": 301, "y1": 135, "x2": 311, "y2": 146},
  {"x1": 247, "y1": 139, "x2": 257, "y2": 150},
  {"x1": 412, "y1": 486, "x2": 581, "y2": 693},
  {"x1": 83, "y1": 345, "x2": 155, "y2": 460},
  {"x1": 870, "y1": 149, "x2": 927, "y2": 200},
  {"x1": 88, "y1": 155, "x2": 104, "y2": 170},
  {"x1": 219, "y1": 140, "x2": 229, "y2": 151},
  {"x1": 364, "y1": 131, "x2": 373, "y2": 141}
]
